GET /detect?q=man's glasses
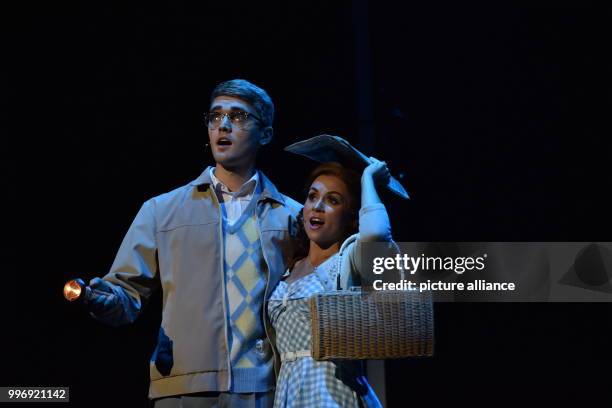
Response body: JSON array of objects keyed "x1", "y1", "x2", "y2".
[{"x1": 204, "y1": 110, "x2": 264, "y2": 130}]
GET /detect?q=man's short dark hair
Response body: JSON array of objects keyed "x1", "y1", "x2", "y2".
[{"x1": 210, "y1": 79, "x2": 275, "y2": 127}]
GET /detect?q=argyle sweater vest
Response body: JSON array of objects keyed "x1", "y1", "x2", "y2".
[{"x1": 222, "y1": 196, "x2": 274, "y2": 392}]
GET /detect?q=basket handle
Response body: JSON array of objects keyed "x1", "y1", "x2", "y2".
[
  {"x1": 391, "y1": 240, "x2": 406, "y2": 281},
  {"x1": 336, "y1": 240, "x2": 406, "y2": 290}
]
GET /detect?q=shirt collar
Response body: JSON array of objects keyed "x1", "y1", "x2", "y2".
[
  {"x1": 191, "y1": 166, "x2": 286, "y2": 205},
  {"x1": 209, "y1": 167, "x2": 259, "y2": 198}
]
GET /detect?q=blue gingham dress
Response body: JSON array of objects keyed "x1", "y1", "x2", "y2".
[{"x1": 268, "y1": 255, "x2": 363, "y2": 408}]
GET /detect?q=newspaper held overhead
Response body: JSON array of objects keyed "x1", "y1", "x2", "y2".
[{"x1": 284, "y1": 134, "x2": 410, "y2": 200}]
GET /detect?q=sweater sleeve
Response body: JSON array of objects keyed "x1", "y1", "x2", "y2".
[
  {"x1": 339, "y1": 203, "x2": 394, "y2": 289},
  {"x1": 357, "y1": 203, "x2": 392, "y2": 243}
]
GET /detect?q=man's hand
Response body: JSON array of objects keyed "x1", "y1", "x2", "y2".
[{"x1": 85, "y1": 278, "x2": 120, "y2": 315}]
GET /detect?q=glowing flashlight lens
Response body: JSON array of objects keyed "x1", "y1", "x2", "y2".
[{"x1": 64, "y1": 279, "x2": 83, "y2": 302}]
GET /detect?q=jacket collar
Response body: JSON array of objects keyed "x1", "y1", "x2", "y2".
[{"x1": 190, "y1": 166, "x2": 286, "y2": 205}]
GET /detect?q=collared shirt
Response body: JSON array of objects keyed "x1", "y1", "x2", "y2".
[{"x1": 210, "y1": 167, "x2": 259, "y2": 225}]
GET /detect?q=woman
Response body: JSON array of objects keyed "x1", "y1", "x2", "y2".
[{"x1": 268, "y1": 158, "x2": 392, "y2": 408}]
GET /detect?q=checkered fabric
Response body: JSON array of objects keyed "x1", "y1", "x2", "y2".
[{"x1": 268, "y1": 255, "x2": 364, "y2": 407}]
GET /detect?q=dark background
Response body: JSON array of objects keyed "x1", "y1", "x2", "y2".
[{"x1": 3, "y1": 0, "x2": 610, "y2": 406}]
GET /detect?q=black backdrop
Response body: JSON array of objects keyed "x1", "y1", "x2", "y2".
[{"x1": 3, "y1": 1, "x2": 610, "y2": 406}]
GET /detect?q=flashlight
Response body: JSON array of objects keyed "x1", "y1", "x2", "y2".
[{"x1": 63, "y1": 278, "x2": 90, "y2": 302}]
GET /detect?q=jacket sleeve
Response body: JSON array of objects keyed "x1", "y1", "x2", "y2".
[
  {"x1": 341, "y1": 203, "x2": 394, "y2": 289},
  {"x1": 91, "y1": 199, "x2": 160, "y2": 326}
]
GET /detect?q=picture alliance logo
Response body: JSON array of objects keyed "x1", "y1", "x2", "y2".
[{"x1": 372, "y1": 253, "x2": 489, "y2": 275}]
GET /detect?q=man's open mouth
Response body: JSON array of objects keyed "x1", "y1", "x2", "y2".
[{"x1": 217, "y1": 138, "x2": 232, "y2": 146}]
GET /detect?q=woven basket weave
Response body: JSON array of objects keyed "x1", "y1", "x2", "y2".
[{"x1": 309, "y1": 289, "x2": 434, "y2": 360}]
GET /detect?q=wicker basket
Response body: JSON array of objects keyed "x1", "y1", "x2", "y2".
[{"x1": 309, "y1": 289, "x2": 434, "y2": 360}]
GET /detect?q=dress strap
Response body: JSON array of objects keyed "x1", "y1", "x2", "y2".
[{"x1": 313, "y1": 253, "x2": 341, "y2": 291}]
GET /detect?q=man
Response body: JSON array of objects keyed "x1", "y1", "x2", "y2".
[{"x1": 85, "y1": 79, "x2": 301, "y2": 407}]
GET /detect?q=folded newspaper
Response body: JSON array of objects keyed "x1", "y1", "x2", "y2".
[{"x1": 284, "y1": 134, "x2": 409, "y2": 199}]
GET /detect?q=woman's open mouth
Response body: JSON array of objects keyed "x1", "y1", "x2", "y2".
[{"x1": 309, "y1": 217, "x2": 325, "y2": 230}]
